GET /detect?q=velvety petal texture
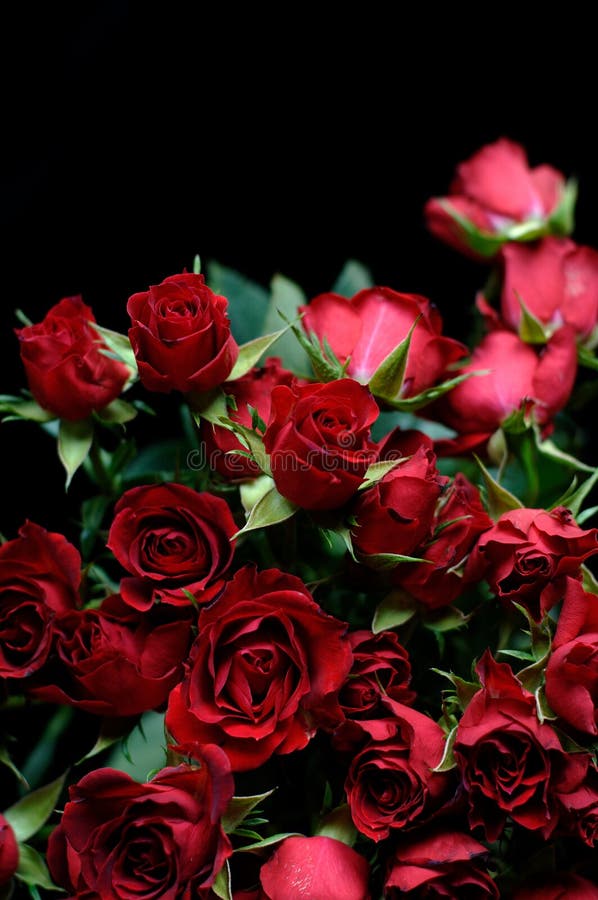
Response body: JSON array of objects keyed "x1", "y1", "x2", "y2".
[{"x1": 260, "y1": 836, "x2": 370, "y2": 900}]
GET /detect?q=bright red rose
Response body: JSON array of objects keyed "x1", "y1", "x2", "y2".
[
  {"x1": 513, "y1": 874, "x2": 598, "y2": 899},
  {"x1": 107, "y1": 482, "x2": 237, "y2": 610},
  {"x1": 466, "y1": 506, "x2": 597, "y2": 621},
  {"x1": 127, "y1": 272, "x2": 238, "y2": 393},
  {"x1": 300, "y1": 287, "x2": 465, "y2": 395},
  {"x1": 351, "y1": 445, "x2": 446, "y2": 561},
  {"x1": 425, "y1": 138, "x2": 566, "y2": 258},
  {"x1": 556, "y1": 765, "x2": 598, "y2": 847},
  {"x1": 501, "y1": 238, "x2": 598, "y2": 344},
  {"x1": 47, "y1": 755, "x2": 234, "y2": 898},
  {"x1": 259, "y1": 836, "x2": 370, "y2": 900},
  {"x1": 433, "y1": 328, "x2": 578, "y2": 454},
  {"x1": 166, "y1": 566, "x2": 352, "y2": 771},
  {"x1": 454, "y1": 651, "x2": 589, "y2": 840},
  {"x1": 30, "y1": 595, "x2": 192, "y2": 716},
  {"x1": 0, "y1": 815, "x2": 18, "y2": 887},
  {"x1": 15, "y1": 296, "x2": 129, "y2": 421},
  {"x1": 395, "y1": 473, "x2": 492, "y2": 608},
  {"x1": 344, "y1": 701, "x2": 450, "y2": 841},
  {"x1": 0, "y1": 521, "x2": 81, "y2": 679},
  {"x1": 545, "y1": 632, "x2": 598, "y2": 736},
  {"x1": 263, "y1": 379, "x2": 378, "y2": 511},
  {"x1": 385, "y1": 829, "x2": 498, "y2": 898}
]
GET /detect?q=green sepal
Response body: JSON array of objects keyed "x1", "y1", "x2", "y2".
[
  {"x1": 314, "y1": 803, "x2": 357, "y2": 847},
  {"x1": 517, "y1": 293, "x2": 549, "y2": 344},
  {"x1": 58, "y1": 419, "x2": 94, "y2": 489},
  {"x1": 226, "y1": 322, "x2": 294, "y2": 382},
  {"x1": 233, "y1": 485, "x2": 298, "y2": 539},
  {"x1": 473, "y1": 454, "x2": 523, "y2": 520},
  {"x1": 368, "y1": 318, "x2": 419, "y2": 401},
  {"x1": 433, "y1": 725, "x2": 458, "y2": 773},
  {"x1": 235, "y1": 832, "x2": 303, "y2": 852},
  {"x1": 550, "y1": 468, "x2": 598, "y2": 518},
  {"x1": 222, "y1": 790, "x2": 274, "y2": 834},
  {"x1": 423, "y1": 606, "x2": 469, "y2": 633},
  {"x1": 90, "y1": 323, "x2": 138, "y2": 377},
  {"x1": 437, "y1": 201, "x2": 505, "y2": 258},
  {"x1": 0, "y1": 395, "x2": 55, "y2": 423},
  {"x1": 431, "y1": 669, "x2": 480, "y2": 710},
  {"x1": 15, "y1": 844, "x2": 64, "y2": 892},
  {"x1": 211, "y1": 861, "x2": 232, "y2": 900},
  {"x1": 190, "y1": 388, "x2": 228, "y2": 426},
  {"x1": 94, "y1": 398, "x2": 138, "y2": 425},
  {"x1": 548, "y1": 177, "x2": 577, "y2": 236},
  {"x1": 372, "y1": 589, "x2": 419, "y2": 633},
  {"x1": 359, "y1": 457, "x2": 405, "y2": 491},
  {"x1": 380, "y1": 370, "x2": 486, "y2": 413},
  {"x1": 219, "y1": 420, "x2": 271, "y2": 476}
]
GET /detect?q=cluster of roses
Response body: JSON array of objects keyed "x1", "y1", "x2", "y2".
[{"x1": 1, "y1": 138, "x2": 597, "y2": 899}]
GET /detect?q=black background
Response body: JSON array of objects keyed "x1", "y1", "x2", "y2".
[{"x1": 2, "y1": 5, "x2": 597, "y2": 537}]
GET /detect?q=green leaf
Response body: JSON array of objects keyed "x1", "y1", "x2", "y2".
[
  {"x1": 236, "y1": 832, "x2": 302, "y2": 852},
  {"x1": 533, "y1": 427, "x2": 595, "y2": 473},
  {"x1": 234, "y1": 485, "x2": 298, "y2": 538},
  {"x1": 262, "y1": 274, "x2": 311, "y2": 373},
  {"x1": 190, "y1": 388, "x2": 228, "y2": 426},
  {"x1": 106, "y1": 711, "x2": 167, "y2": 781},
  {"x1": 550, "y1": 467, "x2": 598, "y2": 518},
  {"x1": 95, "y1": 398, "x2": 138, "y2": 425},
  {"x1": 221, "y1": 421, "x2": 271, "y2": 476},
  {"x1": 361, "y1": 551, "x2": 429, "y2": 569},
  {"x1": 498, "y1": 649, "x2": 536, "y2": 662},
  {"x1": 211, "y1": 861, "x2": 232, "y2": 900},
  {"x1": 58, "y1": 419, "x2": 94, "y2": 488},
  {"x1": 431, "y1": 669, "x2": 480, "y2": 709},
  {"x1": 314, "y1": 804, "x2": 357, "y2": 847},
  {"x1": 332, "y1": 260, "x2": 374, "y2": 297},
  {"x1": 548, "y1": 177, "x2": 577, "y2": 236},
  {"x1": 222, "y1": 790, "x2": 274, "y2": 834},
  {"x1": 207, "y1": 261, "x2": 270, "y2": 345},
  {"x1": 0, "y1": 395, "x2": 55, "y2": 423},
  {"x1": 474, "y1": 454, "x2": 523, "y2": 520},
  {"x1": 15, "y1": 844, "x2": 63, "y2": 891},
  {"x1": 239, "y1": 474, "x2": 275, "y2": 514},
  {"x1": 359, "y1": 457, "x2": 405, "y2": 490},
  {"x1": 368, "y1": 318, "x2": 419, "y2": 401},
  {"x1": 0, "y1": 746, "x2": 29, "y2": 789},
  {"x1": 288, "y1": 318, "x2": 347, "y2": 381},
  {"x1": 382, "y1": 370, "x2": 486, "y2": 412},
  {"x1": 226, "y1": 325, "x2": 292, "y2": 382},
  {"x1": 90, "y1": 323, "x2": 138, "y2": 373},
  {"x1": 372, "y1": 589, "x2": 418, "y2": 633},
  {"x1": 582, "y1": 564, "x2": 598, "y2": 596},
  {"x1": 78, "y1": 716, "x2": 140, "y2": 763},
  {"x1": 433, "y1": 725, "x2": 458, "y2": 772},
  {"x1": 4, "y1": 772, "x2": 67, "y2": 842},
  {"x1": 423, "y1": 606, "x2": 469, "y2": 633},
  {"x1": 517, "y1": 293, "x2": 549, "y2": 344},
  {"x1": 577, "y1": 505, "x2": 598, "y2": 525}
]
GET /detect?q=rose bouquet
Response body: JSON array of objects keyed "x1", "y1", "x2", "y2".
[{"x1": 1, "y1": 138, "x2": 597, "y2": 899}]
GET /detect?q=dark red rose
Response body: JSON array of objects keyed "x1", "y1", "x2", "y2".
[
  {"x1": 425, "y1": 138, "x2": 566, "y2": 258},
  {"x1": 385, "y1": 829, "x2": 498, "y2": 898},
  {"x1": 300, "y1": 288, "x2": 465, "y2": 396},
  {"x1": 259, "y1": 836, "x2": 370, "y2": 900},
  {"x1": 127, "y1": 272, "x2": 238, "y2": 394},
  {"x1": 263, "y1": 379, "x2": 378, "y2": 511},
  {"x1": 107, "y1": 482, "x2": 237, "y2": 610},
  {"x1": 501, "y1": 238, "x2": 598, "y2": 344},
  {"x1": 351, "y1": 445, "x2": 446, "y2": 561},
  {"x1": 466, "y1": 506, "x2": 597, "y2": 621},
  {"x1": 166, "y1": 566, "x2": 352, "y2": 771},
  {"x1": 556, "y1": 765, "x2": 598, "y2": 847},
  {"x1": 0, "y1": 521, "x2": 80, "y2": 679},
  {"x1": 545, "y1": 632, "x2": 598, "y2": 736},
  {"x1": 376, "y1": 426, "x2": 434, "y2": 461},
  {"x1": 454, "y1": 651, "x2": 589, "y2": 840},
  {"x1": 201, "y1": 357, "x2": 298, "y2": 480},
  {"x1": 344, "y1": 701, "x2": 450, "y2": 841},
  {"x1": 433, "y1": 328, "x2": 578, "y2": 455},
  {"x1": 16, "y1": 296, "x2": 129, "y2": 421},
  {"x1": 0, "y1": 814, "x2": 18, "y2": 887},
  {"x1": 513, "y1": 874, "x2": 598, "y2": 899},
  {"x1": 30, "y1": 595, "x2": 192, "y2": 716},
  {"x1": 395, "y1": 473, "x2": 492, "y2": 608},
  {"x1": 47, "y1": 754, "x2": 234, "y2": 898}
]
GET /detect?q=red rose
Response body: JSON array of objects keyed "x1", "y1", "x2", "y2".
[
  {"x1": 47, "y1": 755, "x2": 234, "y2": 897},
  {"x1": 127, "y1": 272, "x2": 238, "y2": 393},
  {"x1": 300, "y1": 288, "x2": 465, "y2": 395},
  {"x1": 201, "y1": 357, "x2": 298, "y2": 480},
  {"x1": 30, "y1": 595, "x2": 192, "y2": 716},
  {"x1": 0, "y1": 521, "x2": 80, "y2": 679},
  {"x1": 425, "y1": 138, "x2": 566, "y2": 258},
  {"x1": 556, "y1": 765, "x2": 598, "y2": 847},
  {"x1": 166, "y1": 566, "x2": 352, "y2": 771},
  {"x1": 107, "y1": 482, "x2": 237, "y2": 610},
  {"x1": 454, "y1": 651, "x2": 589, "y2": 840},
  {"x1": 395, "y1": 473, "x2": 492, "y2": 609},
  {"x1": 351, "y1": 444, "x2": 446, "y2": 561},
  {"x1": 0, "y1": 815, "x2": 18, "y2": 887},
  {"x1": 16, "y1": 295, "x2": 129, "y2": 421},
  {"x1": 501, "y1": 238, "x2": 598, "y2": 344},
  {"x1": 513, "y1": 874, "x2": 598, "y2": 899},
  {"x1": 554, "y1": 580, "x2": 598, "y2": 647},
  {"x1": 545, "y1": 632, "x2": 598, "y2": 736},
  {"x1": 385, "y1": 829, "x2": 498, "y2": 898},
  {"x1": 344, "y1": 701, "x2": 449, "y2": 841},
  {"x1": 466, "y1": 506, "x2": 597, "y2": 621},
  {"x1": 259, "y1": 836, "x2": 370, "y2": 900},
  {"x1": 263, "y1": 379, "x2": 378, "y2": 511},
  {"x1": 433, "y1": 328, "x2": 578, "y2": 454}
]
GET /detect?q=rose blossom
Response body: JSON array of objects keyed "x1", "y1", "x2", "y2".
[
  {"x1": 513, "y1": 874, "x2": 598, "y2": 899},
  {"x1": 16, "y1": 295, "x2": 129, "y2": 420},
  {"x1": 127, "y1": 272, "x2": 238, "y2": 393},
  {"x1": 166, "y1": 566, "x2": 352, "y2": 771},
  {"x1": 259, "y1": 836, "x2": 370, "y2": 900},
  {"x1": 545, "y1": 632, "x2": 598, "y2": 736},
  {"x1": 556, "y1": 764, "x2": 598, "y2": 847}
]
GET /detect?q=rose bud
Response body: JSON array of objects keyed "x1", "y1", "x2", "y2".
[
  {"x1": 545, "y1": 632, "x2": 598, "y2": 736},
  {"x1": 201, "y1": 356, "x2": 298, "y2": 481},
  {"x1": 127, "y1": 272, "x2": 238, "y2": 393},
  {"x1": 263, "y1": 379, "x2": 378, "y2": 511},
  {"x1": 15, "y1": 296, "x2": 129, "y2": 421},
  {"x1": 385, "y1": 829, "x2": 498, "y2": 898},
  {"x1": 433, "y1": 328, "x2": 578, "y2": 455},
  {"x1": 500, "y1": 237, "x2": 598, "y2": 345},
  {"x1": 107, "y1": 482, "x2": 237, "y2": 610},
  {"x1": 454, "y1": 651, "x2": 590, "y2": 840},
  {"x1": 0, "y1": 521, "x2": 81, "y2": 679},
  {"x1": 395, "y1": 473, "x2": 492, "y2": 609},
  {"x1": 300, "y1": 287, "x2": 465, "y2": 396},
  {"x1": 166, "y1": 565, "x2": 352, "y2": 771},
  {"x1": 47, "y1": 754, "x2": 234, "y2": 897},
  {"x1": 513, "y1": 874, "x2": 598, "y2": 899},
  {"x1": 425, "y1": 138, "x2": 569, "y2": 259},
  {"x1": 0, "y1": 815, "x2": 18, "y2": 888},
  {"x1": 259, "y1": 836, "x2": 370, "y2": 900}
]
